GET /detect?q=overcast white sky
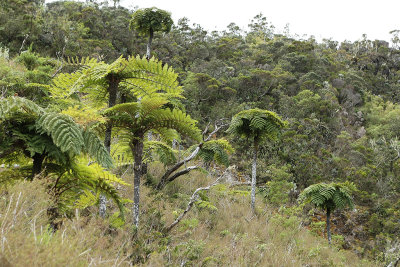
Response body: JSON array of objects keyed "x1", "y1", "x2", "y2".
[
  {"x1": 47, "y1": 0, "x2": 400, "y2": 42},
  {"x1": 118, "y1": 0, "x2": 399, "y2": 42}
]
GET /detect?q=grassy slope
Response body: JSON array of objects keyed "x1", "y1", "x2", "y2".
[{"x1": 0, "y1": 165, "x2": 378, "y2": 266}]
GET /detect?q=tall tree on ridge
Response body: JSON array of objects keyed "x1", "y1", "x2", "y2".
[{"x1": 130, "y1": 7, "x2": 173, "y2": 59}]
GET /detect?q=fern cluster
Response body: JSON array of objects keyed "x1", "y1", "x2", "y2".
[
  {"x1": 104, "y1": 96, "x2": 201, "y2": 142},
  {"x1": 50, "y1": 55, "x2": 182, "y2": 106},
  {"x1": 0, "y1": 96, "x2": 113, "y2": 169}
]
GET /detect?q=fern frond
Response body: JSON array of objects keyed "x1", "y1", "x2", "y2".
[
  {"x1": 121, "y1": 55, "x2": 183, "y2": 99},
  {"x1": 227, "y1": 108, "x2": 286, "y2": 141},
  {"x1": 147, "y1": 108, "x2": 202, "y2": 142},
  {"x1": 36, "y1": 112, "x2": 85, "y2": 157},
  {"x1": 0, "y1": 96, "x2": 43, "y2": 118},
  {"x1": 143, "y1": 141, "x2": 176, "y2": 166},
  {"x1": 82, "y1": 128, "x2": 113, "y2": 169},
  {"x1": 198, "y1": 139, "x2": 234, "y2": 167}
]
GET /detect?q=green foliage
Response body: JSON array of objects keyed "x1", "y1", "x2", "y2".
[
  {"x1": 197, "y1": 139, "x2": 234, "y2": 167},
  {"x1": 50, "y1": 55, "x2": 182, "y2": 107},
  {"x1": 130, "y1": 7, "x2": 173, "y2": 36},
  {"x1": 0, "y1": 96, "x2": 113, "y2": 169},
  {"x1": 105, "y1": 97, "x2": 202, "y2": 142},
  {"x1": 299, "y1": 182, "x2": 356, "y2": 211},
  {"x1": 227, "y1": 108, "x2": 286, "y2": 141},
  {"x1": 143, "y1": 140, "x2": 176, "y2": 166}
]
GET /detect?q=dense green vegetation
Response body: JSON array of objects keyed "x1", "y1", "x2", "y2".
[{"x1": 1, "y1": 0, "x2": 400, "y2": 265}]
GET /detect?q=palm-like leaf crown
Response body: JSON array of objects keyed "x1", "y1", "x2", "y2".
[
  {"x1": 226, "y1": 108, "x2": 286, "y2": 141},
  {"x1": 104, "y1": 96, "x2": 202, "y2": 142},
  {"x1": 50, "y1": 55, "x2": 183, "y2": 105},
  {"x1": 299, "y1": 181, "x2": 356, "y2": 211}
]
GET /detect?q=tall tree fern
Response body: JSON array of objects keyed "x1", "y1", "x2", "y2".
[
  {"x1": 299, "y1": 182, "x2": 355, "y2": 244},
  {"x1": 104, "y1": 96, "x2": 202, "y2": 227},
  {"x1": 227, "y1": 108, "x2": 286, "y2": 213},
  {"x1": 50, "y1": 55, "x2": 183, "y2": 217}
]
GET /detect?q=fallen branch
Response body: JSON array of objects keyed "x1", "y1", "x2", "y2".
[{"x1": 163, "y1": 170, "x2": 227, "y2": 233}]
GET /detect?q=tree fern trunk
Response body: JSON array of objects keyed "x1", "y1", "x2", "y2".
[
  {"x1": 31, "y1": 152, "x2": 45, "y2": 179},
  {"x1": 326, "y1": 207, "x2": 332, "y2": 244},
  {"x1": 251, "y1": 139, "x2": 258, "y2": 213},
  {"x1": 146, "y1": 28, "x2": 153, "y2": 59},
  {"x1": 131, "y1": 137, "x2": 144, "y2": 228},
  {"x1": 100, "y1": 75, "x2": 119, "y2": 218}
]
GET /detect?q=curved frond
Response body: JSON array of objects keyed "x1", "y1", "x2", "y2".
[
  {"x1": 121, "y1": 55, "x2": 183, "y2": 99},
  {"x1": 0, "y1": 96, "x2": 43, "y2": 118},
  {"x1": 35, "y1": 112, "x2": 85, "y2": 156},
  {"x1": 143, "y1": 141, "x2": 176, "y2": 166},
  {"x1": 147, "y1": 108, "x2": 202, "y2": 142},
  {"x1": 198, "y1": 139, "x2": 234, "y2": 167},
  {"x1": 299, "y1": 182, "x2": 355, "y2": 211},
  {"x1": 82, "y1": 128, "x2": 113, "y2": 169}
]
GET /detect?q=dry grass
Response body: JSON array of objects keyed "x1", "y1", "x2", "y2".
[{"x1": 0, "y1": 165, "x2": 380, "y2": 266}]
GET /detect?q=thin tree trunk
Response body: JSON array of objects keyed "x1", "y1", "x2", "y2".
[
  {"x1": 326, "y1": 207, "x2": 332, "y2": 244},
  {"x1": 251, "y1": 139, "x2": 258, "y2": 213},
  {"x1": 131, "y1": 137, "x2": 144, "y2": 228},
  {"x1": 146, "y1": 28, "x2": 154, "y2": 59},
  {"x1": 100, "y1": 75, "x2": 119, "y2": 218}
]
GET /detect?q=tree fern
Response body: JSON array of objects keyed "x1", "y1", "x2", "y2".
[
  {"x1": 227, "y1": 108, "x2": 286, "y2": 213},
  {"x1": 36, "y1": 112, "x2": 85, "y2": 157},
  {"x1": 299, "y1": 182, "x2": 355, "y2": 243}
]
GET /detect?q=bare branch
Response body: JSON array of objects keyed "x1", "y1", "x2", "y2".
[
  {"x1": 156, "y1": 121, "x2": 228, "y2": 190},
  {"x1": 164, "y1": 170, "x2": 227, "y2": 233}
]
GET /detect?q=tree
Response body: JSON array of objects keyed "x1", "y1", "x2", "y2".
[
  {"x1": 51, "y1": 55, "x2": 184, "y2": 217},
  {"x1": 299, "y1": 182, "x2": 355, "y2": 244},
  {"x1": 105, "y1": 97, "x2": 202, "y2": 227},
  {"x1": 227, "y1": 108, "x2": 285, "y2": 212},
  {"x1": 130, "y1": 7, "x2": 173, "y2": 59}
]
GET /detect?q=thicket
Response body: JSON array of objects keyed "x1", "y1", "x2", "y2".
[{"x1": 1, "y1": 0, "x2": 400, "y2": 265}]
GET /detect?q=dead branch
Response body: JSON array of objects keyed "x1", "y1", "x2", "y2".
[
  {"x1": 163, "y1": 170, "x2": 227, "y2": 233},
  {"x1": 156, "y1": 121, "x2": 228, "y2": 190}
]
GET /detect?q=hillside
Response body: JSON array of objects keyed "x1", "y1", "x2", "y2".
[{"x1": 1, "y1": 0, "x2": 400, "y2": 266}]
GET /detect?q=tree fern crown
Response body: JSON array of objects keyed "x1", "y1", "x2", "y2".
[{"x1": 226, "y1": 108, "x2": 286, "y2": 141}]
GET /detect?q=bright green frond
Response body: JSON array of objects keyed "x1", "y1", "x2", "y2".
[
  {"x1": 198, "y1": 139, "x2": 234, "y2": 167},
  {"x1": 147, "y1": 108, "x2": 202, "y2": 142},
  {"x1": 122, "y1": 55, "x2": 182, "y2": 99},
  {"x1": 300, "y1": 182, "x2": 355, "y2": 211}
]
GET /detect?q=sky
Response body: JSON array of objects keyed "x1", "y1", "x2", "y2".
[{"x1": 47, "y1": 0, "x2": 400, "y2": 42}]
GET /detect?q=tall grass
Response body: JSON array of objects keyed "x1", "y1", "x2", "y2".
[{"x1": 0, "y1": 165, "x2": 379, "y2": 266}]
